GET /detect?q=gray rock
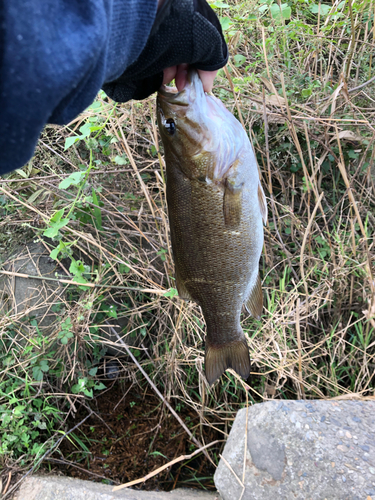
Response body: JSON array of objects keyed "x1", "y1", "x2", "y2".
[
  {"x1": 214, "y1": 400, "x2": 375, "y2": 500},
  {"x1": 0, "y1": 240, "x2": 141, "y2": 358},
  {"x1": 0, "y1": 241, "x2": 67, "y2": 334},
  {"x1": 12, "y1": 476, "x2": 222, "y2": 500},
  {"x1": 247, "y1": 428, "x2": 285, "y2": 481}
]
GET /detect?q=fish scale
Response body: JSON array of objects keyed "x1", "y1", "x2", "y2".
[{"x1": 157, "y1": 70, "x2": 267, "y2": 384}]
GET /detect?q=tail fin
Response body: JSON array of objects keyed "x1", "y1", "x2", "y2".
[{"x1": 205, "y1": 337, "x2": 250, "y2": 385}]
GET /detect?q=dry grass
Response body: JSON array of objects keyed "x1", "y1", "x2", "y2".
[{"x1": 0, "y1": 0, "x2": 374, "y2": 488}]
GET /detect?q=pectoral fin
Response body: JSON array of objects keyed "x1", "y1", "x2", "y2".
[
  {"x1": 205, "y1": 336, "x2": 250, "y2": 385},
  {"x1": 258, "y1": 182, "x2": 268, "y2": 224},
  {"x1": 223, "y1": 187, "x2": 242, "y2": 229},
  {"x1": 244, "y1": 273, "x2": 263, "y2": 319}
]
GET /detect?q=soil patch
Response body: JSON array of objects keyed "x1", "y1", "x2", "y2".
[{"x1": 52, "y1": 383, "x2": 219, "y2": 491}]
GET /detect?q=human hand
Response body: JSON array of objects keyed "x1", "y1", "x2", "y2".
[
  {"x1": 103, "y1": 0, "x2": 227, "y2": 102},
  {"x1": 163, "y1": 64, "x2": 218, "y2": 93}
]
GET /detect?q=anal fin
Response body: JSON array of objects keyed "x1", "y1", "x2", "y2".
[
  {"x1": 205, "y1": 337, "x2": 250, "y2": 385},
  {"x1": 244, "y1": 273, "x2": 263, "y2": 319}
]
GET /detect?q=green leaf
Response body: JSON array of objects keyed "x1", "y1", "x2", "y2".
[
  {"x1": 51, "y1": 208, "x2": 65, "y2": 223},
  {"x1": 114, "y1": 155, "x2": 128, "y2": 165},
  {"x1": 233, "y1": 54, "x2": 246, "y2": 67},
  {"x1": 61, "y1": 317, "x2": 72, "y2": 329},
  {"x1": 40, "y1": 360, "x2": 49, "y2": 372},
  {"x1": 157, "y1": 248, "x2": 167, "y2": 262},
  {"x1": 69, "y1": 259, "x2": 85, "y2": 277},
  {"x1": 164, "y1": 288, "x2": 179, "y2": 298},
  {"x1": 13, "y1": 405, "x2": 26, "y2": 417},
  {"x1": 43, "y1": 218, "x2": 70, "y2": 238},
  {"x1": 91, "y1": 188, "x2": 103, "y2": 230},
  {"x1": 49, "y1": 246, "x2": 61, "y2": 260},
  {"x1": 43, "y1": 209, "x2": 70, "y2": 238},
  {"x1": 72, "y1": 378, "x2": 87, "y2": 394},
  {"x1": 64, "y1": 136, "x2": 80, "y2": 150},
  {"x1": 302, "y1": 88, "x2": 312, "y2": 98},
  {"x1": 79, "y1": 122, "x2": 93, "y2": 138},
  {"x1": 210, "y1": 1, "x2": 230, "y2": 8},
  {"x1": 89, "y1": 367, "x2": 98, "y2": 376},
  {"x1": 309, "y1": 3, "x2": 331, "y2": 16},
  {"x1": 32, "y1": 367, "x2": 43, "y2": 381},
  {"x1": 27, "y1": 188, "x2": 45, "y2": 204},
  {"x1": 270, "y1": 3, "x2": 291, "y2": 21},
  {"x1": 149, "y1": 451, "x2": 167, "y2": 459},
  {"x1": 88, "y1": 101, "x2": 102, "y2": 111},
  {"x1": 58, "y1": 329, "x2": 73, "y2": 345},
  {"x1": 220, "y1": 16, "x2": 233, "y2": 31},
  {"x1": 92, "y1": 189, "x2": 99, "y2": 206},
  {"x1": 15, "y1": 168, "x2": 28, "y2": 178},
  {"x1": 290, "y1": 164, "x2": 301, "y2": 173},
  {"x1": 94, "y1": 383, "x2": 106, "y2": 391},
  {"x1": 106, "y1": 306, "x2": 117, "y2": 319},
  {"x1": 59, "y1": 172, "x2": 85, "y2": 190},
  {"x1": 119, "y1": 264, "x2": 130, "y2": 273},
  {"x1": 258, "y1": 4, "x2": 269, "y2": 14}
]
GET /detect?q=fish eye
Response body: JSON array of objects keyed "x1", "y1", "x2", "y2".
[{"x1": 165, "y1": 118, "x2": 176, "y2": 136}]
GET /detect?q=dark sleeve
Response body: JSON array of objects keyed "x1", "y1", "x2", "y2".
[{"x1": 0, "y1": 0, "x2": 157, "y2": 175}]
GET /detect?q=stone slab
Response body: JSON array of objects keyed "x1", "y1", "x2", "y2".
[
  {"x1": 12, "y1": 476, "x2": 222, "y2": 500},
  {"x1": 214, "y1": 400, "x2": 375, "y2": 500},
  {"x1": 0, "y1": 240, "x2": 67, "y2": 333}
]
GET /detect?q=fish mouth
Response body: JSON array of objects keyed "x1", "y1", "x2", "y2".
[
  {"x1": 157, "y1": 70, "x2": 203, "y2": 106},
  {"x1": 158, "y1": 85, "x2": 189, "y2": 106},
  {"x1": 158, "y1": 85, "x2": 178, "y2": 97}
]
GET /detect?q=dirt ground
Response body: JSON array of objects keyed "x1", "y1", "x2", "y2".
[{"x1": 52, "y1": 383, "x2": 219, "y2": 491}]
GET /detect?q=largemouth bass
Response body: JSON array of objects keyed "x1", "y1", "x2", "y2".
[{"x1": 157, "y1": 70, "x2": 267, "y2": 385}]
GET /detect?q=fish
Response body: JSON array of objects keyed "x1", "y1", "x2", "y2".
[{"x1": 157, "y1": 70, "x2": 267, "y2": 385}]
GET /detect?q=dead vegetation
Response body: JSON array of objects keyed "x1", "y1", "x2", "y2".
[{"x1": 0, "y1": 0, "x2": 374, "y2": 494}]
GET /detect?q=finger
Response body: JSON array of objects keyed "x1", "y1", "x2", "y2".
[
  {"x1": 197, "y1": 69, "x2": 218, "y2": 93},
  {"x1": 175, "y1": 63, "x2": 189, "y2": 91},
  {"x1": 162, "y1": 66, "x2": 177, "y2": 86}
]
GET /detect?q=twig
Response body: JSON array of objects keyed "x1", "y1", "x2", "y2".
[
  {"x1": 112, "y1": 439, "x2": 221, "y2": 491},
  {"x1": 0, "y1": 269, "x2": 165, "y2": 294},
  {"x1": 299, "y1": 192, "x2": 324, "y2": 310},
  {"x1": 107, "y1": 323, "x2": 212, "y2": 461},
  {"x1": 224, "y1": 66, "x2": 246, "y2": 131},
  {"x1": 44, "y1": 457, "x2": 118, "y2": 483},
  {"x1": 2, "y1": 472, "x2": 12, "y2": 496},
  {"x1": 219, "y1": 454, "x2": 244, "y2": 495},
  {"x1": 296, "y1": 298, "x2": 305, "y2": 400}
]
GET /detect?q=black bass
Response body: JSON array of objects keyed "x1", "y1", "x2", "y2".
[{"x1": 157, "y1": 70, "x2": 267, "y2": 384}]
